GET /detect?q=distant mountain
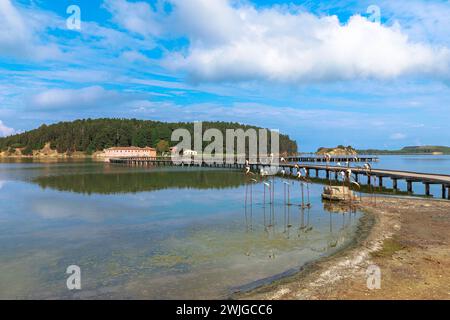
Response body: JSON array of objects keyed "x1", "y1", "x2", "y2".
[
  {"x1": 0, "y1": 118, "x2": 298, "y2": 156},
  {"x1": 357, "y1": 146, "x2": 450, "y2": 155}
]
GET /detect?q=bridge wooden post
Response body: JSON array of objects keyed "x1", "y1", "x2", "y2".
[
  {"x1": 334, "y1": 171, "x2": 338, "y2": 180},
  {"x1": 407, "y1": 180, "x2": 413, "y2": 193},
  {"x1": 378, "y1": 176, "x2": 383, "y2": 188},
  {"x1": 424, "y1": 183, "x2": 431, "y2": 197},
  {"x1": 354, "y1": 173, "x2": 358, "y2": 183},
  {"x1": 442, "y1": 185, "x2": 447, "y2": 199},
  {"x1": 367, "y1": 175, "x2": 371, "y2": 185},
  {"x1": 315, "y1": 169, "x2": 319, "y2": 177},
  {"x1": 393, "y1": 178, "x2": 398, "y2": 191},
  {"x1": 447, "y1": 187, "x2": 450, "y2": 200},
  {"x1": 326, "y1": 170, "x2": 330, "y2": 180}
]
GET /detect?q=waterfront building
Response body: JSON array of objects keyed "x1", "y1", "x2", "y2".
[
  {"x1": 183, "y1": 149, "x2": 198, "y2": 156},
  {"x1": 104, "y1": 146, "x2": 157, "y2": 158}
]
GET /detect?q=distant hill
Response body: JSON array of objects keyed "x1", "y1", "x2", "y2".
[
  {"x1": 316, "y1": 145, "x2": 357, "y2": 156},
  {"x1": 357, "y1": 146, "x2": 450, "y2": 155},
  {"x1": 0, "y1": 118, "x2": 298, "y2": 157}
]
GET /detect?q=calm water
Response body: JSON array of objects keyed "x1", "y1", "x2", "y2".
[{"x1": 0, "y1": 160, "x2": 361, "y2": 299}]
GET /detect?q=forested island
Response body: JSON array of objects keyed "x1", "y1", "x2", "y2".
[
  {"x1": 316, "y1": 145, "x2": 357, "y2": 156},
  {"x1": 0, "y1": 118, "x2": 298, "y2": 157}
]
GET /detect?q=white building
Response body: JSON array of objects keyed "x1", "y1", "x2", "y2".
[
  {"x1": 104, "y1": 146, "x2": 157, "y2": 158},
  {"x1": 183, "y1": 149, "x2": 198, "y2": 156}
]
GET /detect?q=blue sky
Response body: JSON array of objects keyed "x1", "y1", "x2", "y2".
[{"x1": 1, "y1": 0, "x2": 450, "y2": 151}]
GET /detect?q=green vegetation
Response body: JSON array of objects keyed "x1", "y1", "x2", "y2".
[
  {"x1": 0, "y1": 118, "x2": 297, "y2": 155},
  {"x1": 156, "y1": 139, "x2": 170, "y2": 154},
  {"x1": 371, "y1": 238, "x2": 405, "y2": 258},
  {"x1": 357, "y1": 146, "x2": 450, "y2": 155}
]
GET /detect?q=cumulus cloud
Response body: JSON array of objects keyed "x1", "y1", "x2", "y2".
[
  {"x1": 0, "y1": 120, "x2": 15, "y2": 137},
  {"x1": 0, "y1": 0, "x2": 61, "y2": 60},
  {"x1": 107, "y1": 0, "x2": 450, "y2": 84},
  {"x1": 29, "y1": 86, "x2": 123, "y2": 110}
]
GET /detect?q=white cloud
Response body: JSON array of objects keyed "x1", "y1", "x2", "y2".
[
  {"x1": 389, "y1": 133, "x2": 407, "y2": 140},
  {"x1": 108, "y1": 0, "x2": 450, "y2": 84},
  {"x1": 29, "y1": 86, "x2": 122, "y2": 110},
  {"x1": 0, "y1": 0, "x2": 61, "y2": 60},
  {"x1": 103, "y1": 0, "x2": 164, "y2": 37},
  {"x1": 32, "y1": 69, "x2": 113, "y2": 84},
  {"x1": 121, "y1": 50, "x2": 151, "y2": 63},
  {"x1": 380, "y1": 0, "x2": 450, "y2": 45},
  {"x1": 0, "y1": 0, "x2": 29, "y2": 56},
  {"x1": 0, "y1": 120, "x2": 15, "y2": 137}
]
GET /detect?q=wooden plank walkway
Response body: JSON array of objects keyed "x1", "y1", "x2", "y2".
[
  {"x1": 284, "y1": 164, "x2": 450, "y2": 199},
  {"x1": 286, "y1": 156, "x2": 379, "y2": 163}
]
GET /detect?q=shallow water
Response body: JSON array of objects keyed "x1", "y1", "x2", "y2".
[{"x1": 0, "y1": 160, "x2": 361, "y2": 299}]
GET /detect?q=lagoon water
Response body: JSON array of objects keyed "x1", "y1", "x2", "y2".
[{"x1": 0, "y1": 160, "x2": 361, "y2": 299}]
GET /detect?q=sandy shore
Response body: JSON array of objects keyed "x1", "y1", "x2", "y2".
[{"x1": 239, "y1": 197, "x2": 450, "y2": 300}]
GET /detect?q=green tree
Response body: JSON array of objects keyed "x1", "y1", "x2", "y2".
[
  {"x1": 132, "y1": 128, "x2": 147, "y2": 148},
  {"x1": 156, "y1": 139, "x2": 169, "y2": 154},
  {"x1": 22, "y1": 146, "x2": 33, "y2": 155},
  {"x1": 0, "y1": 118, "x2": 298, "y2": 156}
]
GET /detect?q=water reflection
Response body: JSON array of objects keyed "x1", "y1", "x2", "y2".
[
  {"x1": 33, "y1": 169, "x2": 247, "y2": 194},
  {"x1": 243, "y1": 182, "x2": 361, "y2": 257},
  {"x1": 0, "y1": 164, "x2": 363, "y2": 299}
]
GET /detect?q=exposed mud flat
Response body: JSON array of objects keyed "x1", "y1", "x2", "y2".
[{"x1": 239, "y1": 197, "x2": 450, "y2": 300}]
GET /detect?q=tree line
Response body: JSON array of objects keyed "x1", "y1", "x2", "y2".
[{"x1": 0, "y1": 118, "x2": 298, "y2": 155}]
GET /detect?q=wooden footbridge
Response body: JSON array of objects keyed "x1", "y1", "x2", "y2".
[
  {"x1": 109, "y1": 156, "x2": 450, "y2": 199},
  {"x1": 285, "y1": 155, "x2": 379, "y2": 163},
  {"x1": 300, "y1": 164, "x2": 450, "y2": 199}
]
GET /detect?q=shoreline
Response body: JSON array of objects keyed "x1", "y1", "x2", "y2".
[
  {"x1": 238, "y1": 196, "x2": 450, "y2": 300},
  {"x1": 0, "y1": 154, "x2": 100, "y2": 159}
]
